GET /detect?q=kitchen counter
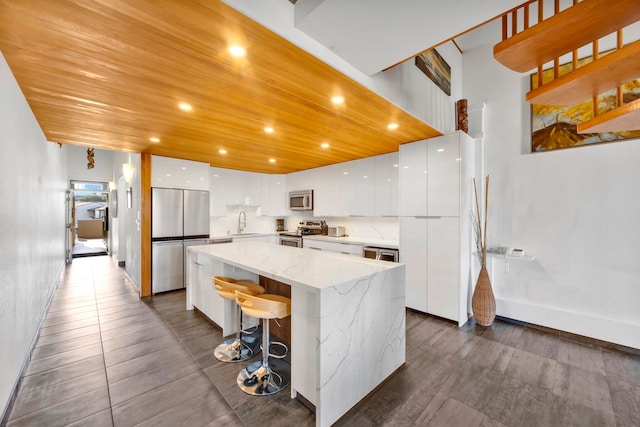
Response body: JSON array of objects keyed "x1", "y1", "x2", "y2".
[
  {"x1": 186, "y1": 241, "x2": 405, "y2": 427},
  {"x1": 302, "y1": 234, "x2": 399, "y2": 249}
]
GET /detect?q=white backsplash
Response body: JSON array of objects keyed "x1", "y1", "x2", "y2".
[{"x1": 210, "y1": 207, "x2": 399, "y2": 242}]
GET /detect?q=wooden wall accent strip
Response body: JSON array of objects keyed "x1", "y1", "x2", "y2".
[
  {"x1": 258, "y1": 276, "x2": 292, "y2": 346},
  {"x1": 140, "y1": 152, "x2": 152, "y2": 298}
]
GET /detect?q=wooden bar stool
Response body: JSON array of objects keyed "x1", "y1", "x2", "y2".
[
  {"x1": 212, "y1": 276, "x2": 265, "y2": 362},
  {"x1": 235, "y1": 290, "x2": 291, "y2": 396}
]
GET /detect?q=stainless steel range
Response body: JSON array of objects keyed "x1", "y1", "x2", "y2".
[{"x1": 278, "y1": 220, "x2": 326, "y2": 248}]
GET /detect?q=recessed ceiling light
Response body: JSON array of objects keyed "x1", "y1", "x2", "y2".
[
  {"x1": 331, "y1": 96, "x2": 344, "y2": 104},
  {"x1": 269, "y1": 158, "x2": 276, "y2": 163},
  {"x1": 387, "y1": 123, "x2": 399, "y2": 130},
  {"x1": 179, "y1": 103, "x2": 192, "y2": 111},
  {"x1": 321, "y1": 142, "x2": 330, "y2": 149},
  {"x1": 219, "y1": 149, "x2": 227, "y2": 155},
  {"x1": 149, "y1": 137, "x2": 160, "y2": 143},
  {"x1": 229, "y1": 45, "x2": 246, "y2": 57},
  {"x1": 264, "y1": 127, "x2": 274, "y2": 134}
]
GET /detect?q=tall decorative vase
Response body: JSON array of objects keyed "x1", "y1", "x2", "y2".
[{"x1": 472, "y1": 267, "x2": 495, "y2": 326}]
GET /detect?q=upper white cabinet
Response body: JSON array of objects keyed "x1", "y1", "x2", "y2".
[
  {"x1": 152, "y1": 155, "x2": 209, "y2": 191},
  {"x1": 225, "y1": 170, "x2": 262, "y2": 207},
  {"x1": 374, "y1": 152, "x2": 399, "y2": 216},
  {"x1": 262, "y1": 174, "x2": 287, "y2": 217},
  {"x1": 428, "y1": 134, "x2": 461, "y2": 217},
  {"x1": 399, "y1": 141, "x2": 428, "y2": 216},
  {"x1": 314, "y1": 163, "x2": 342, "y2": 217},
  {"x1": 210, "y1": 167, "x2": 227, "y2": 217},
  {"x1": 354, "y1": 157, "x2": 375, "y2": 216}
]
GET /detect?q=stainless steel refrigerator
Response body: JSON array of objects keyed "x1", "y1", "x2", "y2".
[{"x1": 152, "y1": 188, "x2": 210, "y2": 293}]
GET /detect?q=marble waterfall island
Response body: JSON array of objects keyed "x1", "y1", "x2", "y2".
[{"x1": 186, "y1": 241, "x2": 406, "y2": 427}]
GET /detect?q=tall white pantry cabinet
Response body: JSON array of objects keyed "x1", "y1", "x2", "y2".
[{"x1": 399, "y1": 131, "x2": 475, "y2": 326}]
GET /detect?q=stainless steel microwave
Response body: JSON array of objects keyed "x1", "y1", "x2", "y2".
[{"x1": 289, "y1": 190, "x2": 313, "y2": 211}]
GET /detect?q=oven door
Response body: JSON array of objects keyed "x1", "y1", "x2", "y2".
[{"x1": 279, "y1": 236, "x2": 302, "y2": 248}]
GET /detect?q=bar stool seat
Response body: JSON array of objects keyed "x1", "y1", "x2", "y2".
[
  {"x1": 212, "y1": 276, "x2": 265, "y2": 362},
  {"x1": 235, "y1": 291, "x2": 291, "y2": 396}
]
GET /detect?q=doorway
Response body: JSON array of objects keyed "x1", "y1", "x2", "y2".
[{"x1": 67, "y1": 181, "x2": 110, "y2": 260}]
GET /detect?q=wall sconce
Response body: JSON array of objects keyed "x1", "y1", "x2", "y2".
[
  {"x1": 108, "y1": 180, "x2": 116, "y2": 191},
  {"x1": 122, "y1": 163, "x2": 134, "y2": 209},
  {"x1": 126, "y1": 187, "x2": 133, "y2": 209},
  {"x1": 122, "y1": 163, "x2": 134, "y2": 184}
]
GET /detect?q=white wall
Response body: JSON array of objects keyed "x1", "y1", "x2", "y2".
[
  {"x1": 463, "y1": 44, "x2": 640, "y2": 349},
  {"x1": 111, "y1": 152, "x2": 142, "y2": 289},
  {"x1": 0, "y1": 53, "x2": 68, "y2": 417},
  {"x1": 66, "y1": 145, "x2": 114, "y2": 182}
]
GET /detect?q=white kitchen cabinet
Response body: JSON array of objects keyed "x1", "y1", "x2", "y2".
[
  {"x1": 313, "y1": 164, "x2": 341, "y2": 217},
  {"x1": 374, "y1": 152, "x2": 399, "y2": 216},
  {"x1": 354, "y1": 157, "x2": 375, "y2": 216},
  {"x1": 340, "y1": 160, "x2": 358, "y2": 215},
  {"x1": 151, "y1": 155, "x2": 208, "y2": 190},
  {"x1": 210, "y1": 167, "x2": 227, "y2": 217},
  {"x1": 303, "y1": 238, "x2": 363, "y2": 257},
  {"x1": 399, "y1": 141, "x2": 428, "y2": 216},
  {"x1": 225, "y1": 169, "x2": 262, "y2": 206},
  {"x1": 259, "y1": 174, "x2": 287, "y2": 216},
  {"x1": 399, "y1": 131, "x2": 475, "y2": 325},
  {"x1": 428, "y1": 134, "x2": 461, "y2": 217},
  {"x1": 399, "y1": 217, "x2": 428, "y2": 312},
  {"x1": 181, "y1": 159, "x2": 210, "y2": 191},
  {"x1": 244, "y1": 172, "x2": 262, "y2": 206},
  {"x1": 427, "y1": 217, "x2": 460, "y2": 320},
  {"x1": 151, "y1": 155, "x2": 182, "y2": 188}
]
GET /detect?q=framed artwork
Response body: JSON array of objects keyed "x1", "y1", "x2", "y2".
[
  {"x1": 530, "y1": 53, "x2": 640, "y2": 152},
  {"x1": 415, "y1": 49, "x2": 451, "y2": 96}
]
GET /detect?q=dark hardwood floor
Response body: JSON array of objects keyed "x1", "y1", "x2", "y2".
[{"x1": 4, "y1": 256, "x2": 639, "y2": 426}]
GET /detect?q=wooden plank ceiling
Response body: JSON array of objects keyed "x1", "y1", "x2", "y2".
[{"x1": 0, "y1": 0, "x2": 440, "y2": 174}]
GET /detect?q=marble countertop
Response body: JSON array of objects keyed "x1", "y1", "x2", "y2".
[
  {"x1": 302, "y1": 234, "x2": 399, "y2": 249},
  {"x1": 189, "y1": 240, "x2": 402, "y2": 291}
]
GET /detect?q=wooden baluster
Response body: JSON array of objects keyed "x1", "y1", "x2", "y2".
[
  {"x1": 537, "y1": 65, "x2": 543, "y2": 88},
  {"x1": 554, "y1": 58, "x2": 559, "y2": 79},
  {"x1": 554, "y1": 0, "x2": 560, "y2": 14},
  {"x1": 617, "y1": 29, "x2": 623, "y2": 107},
  {"x1": 524, "y1": 3, "x2": 529, "y2": 30},
  {"x1": 512, "y1": 9, "x2": 517, "y2": 37},
  {"x1": 572, "y1": 49, "x2": 578, "y2": 72},
  {"x1": 502, "y1": 14, "x2": 507, "y2": 40},
  {"x1": 538, "y1": 0, "x2": 543, "y2": 24}
]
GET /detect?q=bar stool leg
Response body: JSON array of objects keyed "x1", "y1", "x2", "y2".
[
  {"x1": 214, "y1": 304, "x2": 259, "y2": 362},
  {"x1": 236, "y1": 318, "x2": 288, "y2": 395}
]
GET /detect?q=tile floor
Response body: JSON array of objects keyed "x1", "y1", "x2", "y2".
[{"x1": 4, "y1": 255, "x2": 640, "y2": 426}]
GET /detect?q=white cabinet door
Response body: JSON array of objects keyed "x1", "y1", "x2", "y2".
[
  {"x1": 354, "y1": 157, "x2": 375, "y2": 216},
  {"x1": 427, "y1": 217, "x2": 460, "y2": 321},
  {"x1": 428, "y1": 134, "x2": 460, "y2": 217},
  {"x1": 210, "y1": 167, "x2": 227, "y2": 217},
  {"x1": 267, "y1": 174, "x2": 287, "y2": 216},
  {"x1": 182, "y1": 160, "x2": 209, "y2": 191},
  {"x1": 374, "y1": 152, "x2": 399, "y2": 216},
  {"x1": 151, "y1": 155, "x2": 182, "y2": 188},
  {"x1": 244, "y1": 172, "x2": 262, "y2": 206},
  {"x1": 399, "y1": 141, "x2": 428, "y2": 216},
  {"x1": 400, "y1": 217, "x2": 427, "y2": 312},
  {"x1": 339, "y1": 160, "x2": 358, "y2": 215},
  {"x1": 225, "y1": 169, "x2": 244, "y2": 206},
  {"x1": 314, "y1": 164, "x2": 340, "y2": 217}
]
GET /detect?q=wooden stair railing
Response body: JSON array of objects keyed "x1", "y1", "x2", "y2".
[
  {"x1": 494, "y1": 0, "x2": 640, "y2": 133},
  {"x1": 494, "y1": 0, "x2": 640, "y2": 73}
]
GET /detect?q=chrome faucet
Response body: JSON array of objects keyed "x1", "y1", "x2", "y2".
[{"x1": 237, "y1": 210, "x2": 247, "y2": 234}]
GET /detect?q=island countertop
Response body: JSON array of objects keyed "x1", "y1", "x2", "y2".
[{"x1": 189, "y1": 240, "x2": 403, "y2": 292}]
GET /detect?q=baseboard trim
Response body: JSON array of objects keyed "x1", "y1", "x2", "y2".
[
  {"x1": 496, "y1": 298, "x2": 640, "y2": 351},
  {"x1": 1, "y1": 262, "x2": 65, "y2": 424}
]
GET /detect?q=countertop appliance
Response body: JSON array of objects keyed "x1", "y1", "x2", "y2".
[
  {"x1": 288, "y1": 189, "x2": 313, "y2": 211},
  {"x1": 363, "y1": 246, "x2": 399, "y2": 263},
  {"x1": 328, "y1": 226, "x2": 346, "y2": 237},
  {"x1": 152, "y1": 188, "x2": 210, "y2": 293}
]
